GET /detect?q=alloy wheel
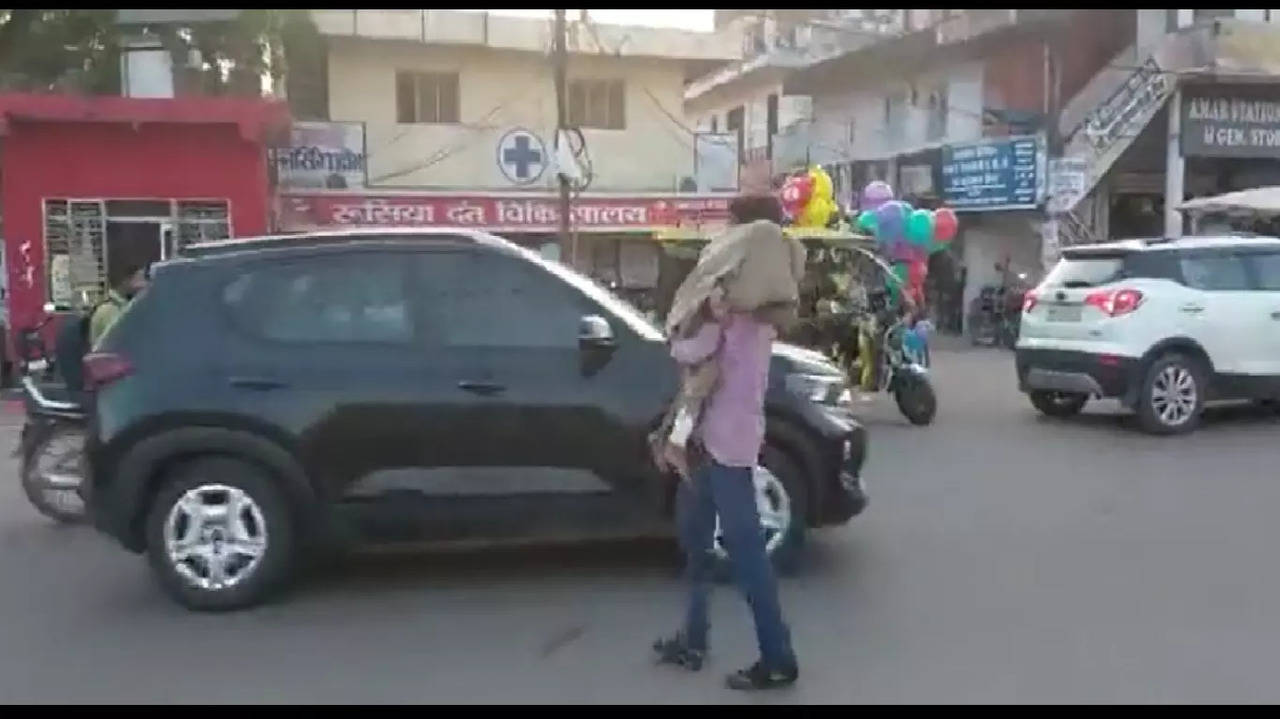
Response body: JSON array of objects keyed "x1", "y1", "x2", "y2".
[
  {"x1": 1151, "y1": 364, "x2": 1198, "y2": 427},
  {"x1": 711, "y1": 466, "x2": 792, "y2": 560},
  {"x1": 163, "y1": 484, "x2": 269, "y2": 592}
]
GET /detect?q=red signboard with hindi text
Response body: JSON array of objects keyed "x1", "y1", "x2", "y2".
[{"x1": 279, "y1": 192, "x2": 733, "y2": 233}]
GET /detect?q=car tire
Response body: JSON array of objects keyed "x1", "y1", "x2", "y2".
[
  {"x1": 1029, "y1": 390, "x2": 1088, "y2": 418},
  {"x1": 1136, "y1": 353, "x2": 1206, "y2": 436},
  {"x1": 708, "y1": 444, "x2": 809, "y2": 582},
  {"x1": 145, "y1": 457, "x2": 298, "y2": 612}
]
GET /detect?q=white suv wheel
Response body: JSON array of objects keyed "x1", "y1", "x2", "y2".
[{"x1": 1150, "y1": 365, "x2": 1198, "y2": 428}]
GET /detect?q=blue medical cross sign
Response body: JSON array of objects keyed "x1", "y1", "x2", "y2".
[{"x1": 497, "y1": 129, "x2": 546, "y2": 184}]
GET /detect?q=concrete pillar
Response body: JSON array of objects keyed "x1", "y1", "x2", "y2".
[{"x1": 1164, "y1": 86, "x2": 1185, "y2": 239}]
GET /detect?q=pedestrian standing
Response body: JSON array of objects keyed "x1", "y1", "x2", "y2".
[{"x1": 653, "y1": 195, "x2": 800, "y2": 691}]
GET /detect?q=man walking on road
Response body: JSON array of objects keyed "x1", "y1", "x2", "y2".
[{"x1": 653, "y1": 195, "x2": 800, "y2": 691}]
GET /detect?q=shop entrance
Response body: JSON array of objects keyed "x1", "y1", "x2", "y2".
[
  {"x1": 105, "y1": 220, "x2": 174, "y2": 288},
  {"x1": 43, "y1": 198, "x2": 228, "y2": 305}
]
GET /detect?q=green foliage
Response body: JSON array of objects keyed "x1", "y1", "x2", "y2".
[
  {"x1": 0, "y1": 9, "x2": 121, "y2": 93},
  {"x1": 0, "y1": 9, "x2": 315, "y2": 96}
]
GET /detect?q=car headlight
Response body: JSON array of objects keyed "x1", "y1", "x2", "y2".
[{"x1": 785, "y1": 373, "x2": 850, "y2": 406}]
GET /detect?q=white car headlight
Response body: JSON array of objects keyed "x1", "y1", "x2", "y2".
[{"x1": 785, "y1": 373, "x2": 849, "y2": 406}]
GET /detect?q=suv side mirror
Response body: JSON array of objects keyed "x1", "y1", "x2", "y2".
[
  {"x1": 578, "y1": 314, "x2": 615, "y2": 348},
  {"x1": 578, "y1": 314, "x2": 616, "y2": 376}
]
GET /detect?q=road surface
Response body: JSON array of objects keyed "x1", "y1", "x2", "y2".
[{"x1": 1, "y1": 346, "x2": 1279, "y2": 703}]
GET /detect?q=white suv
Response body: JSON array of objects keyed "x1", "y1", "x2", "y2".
[{"x1": 1016, "y1": 234, "x2": 1280, "y2": 434}]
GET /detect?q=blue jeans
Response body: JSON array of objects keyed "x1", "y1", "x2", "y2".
[{"x1": 677, "y1": 459, "x2": 796, "y2": 669}]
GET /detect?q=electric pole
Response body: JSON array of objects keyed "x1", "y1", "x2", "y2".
[{"x1": 552, "y1": 9, "x2": 573, "y2": 265}]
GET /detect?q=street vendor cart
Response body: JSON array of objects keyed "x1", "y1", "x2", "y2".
[{"x1": 654, "y1": 225, "x2": 937, "y2": 425}]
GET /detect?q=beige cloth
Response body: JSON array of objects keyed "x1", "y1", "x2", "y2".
[
  {"x1": 651, "y1": 220, "x2": 805, "y2": 479},
  {"x1": 665, "y1": 220, "x2": 806, "y2": 337}
]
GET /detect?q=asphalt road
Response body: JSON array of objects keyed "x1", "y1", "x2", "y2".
[{"x1": 2, "y1": 345, "x2": 1279, "y2": 704}]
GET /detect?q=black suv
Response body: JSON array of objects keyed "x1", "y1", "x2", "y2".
[{"x1": 83, "y1": 229, "x2": 868, "y2": 610}]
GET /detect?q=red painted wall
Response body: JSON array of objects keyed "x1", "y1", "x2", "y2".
[
  {"x1": 1058, "y1": 10, "x2": 1135, "y2": 105},
  {"x1": 2, "y1": 120, "x2": 271, "y2": 332},
  {"x1": 983, "y1": 36, "x2": 1048, "y2": 119}
]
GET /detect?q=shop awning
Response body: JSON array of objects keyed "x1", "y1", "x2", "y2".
[
  {"x1": 0, "y1": 93, "x2": 292, "y2": 145},
  {"x1": 1179, "y1": 186, "x2": 1280, "y2": 216}
]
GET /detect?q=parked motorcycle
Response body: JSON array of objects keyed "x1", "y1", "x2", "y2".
[
  {"x1": 998, "y1": 286, "x2": 1025, "y2": 350},
  {"x1": 15, "y1": 303, "x2": 88, "y2": 524},
  {"x1": 967, "y1": 285, "x2": 1006, "y2": 347},
  {"x1": 968, "y1": 273, "x2": 1029, "y2": 350}
]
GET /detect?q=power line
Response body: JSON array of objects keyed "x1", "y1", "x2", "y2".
[{"x1": 365, "y1": 85, "x2": 547, "y2": 185}]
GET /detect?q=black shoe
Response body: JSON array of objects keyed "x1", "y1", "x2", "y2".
[
  {"x1": 725, "y1": 660, "x2": 798, "y2": 691},
  {"x1": 653, "y1": 633, "x2": 705, "y2": 671}
]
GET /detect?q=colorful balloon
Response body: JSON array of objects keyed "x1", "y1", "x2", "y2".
[
  {"x1": 933, "y1": 207, "x2": 958, "y2": 243},
  {"x1": 888, "y1": 261, "x2": 910, "y2": 299},
  {"x1": 905, "y1": 209, "x2": 935, "y2": 247},
  {"x1": 875, "y1": 200, "x2": 910, "y2": 241},
  {"x1": 861, "y1": 180, "x2": 894, "y2": 211},
  {"x1": 886, "y1": 238, "x2": 917, "y2": 262},
  {"x1": 796, "y1": 165, "x2": 837, "y2": 228},
  {"x1": 780, "y1": 173, "x2": 814, "y2": 220},
  {"x1": 856, "y1": 210, "x2": 878, "y2": 235},
  {"x1": 908, "y1": 258, "x2": 928, "y2": 290}
]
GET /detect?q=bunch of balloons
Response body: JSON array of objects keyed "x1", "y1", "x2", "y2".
[
  {"x1": 854, "y1": 181, "x2": 958, "y2": 306},
  {"x1": 780, "y1": 166, "x2": 838, "y2": 229}
]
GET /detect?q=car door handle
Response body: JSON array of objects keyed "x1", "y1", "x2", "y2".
[
  {"x1": 457, "y1": 380, "x2": 506, "y2": 396},
  {"x1": 1180, "y1": 304, "x2": 1205, "y2": 314},
  {"x1": 229, "y1": 376, "x2": 289, "y2": 391},
  {"x1": 1272, "y1": 311, "x2": 1280, "y2": 321}
]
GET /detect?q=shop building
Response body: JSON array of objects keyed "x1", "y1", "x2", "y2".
[
  {"x1": 777, "y1": 10, "x2": 1148, "y2": 332},
  {"x1": 1039, "y1": 11, "x2": 1280, "y2": 250},
  {"x1": 0, "y1": 93, "x2": 290, "y2": 334},
  {"x1": 278, "y1": 9, "x2": 741, "y2": 304},
  {"x1": 683, "y1": 11, "x2": 897, "y2": 193}
]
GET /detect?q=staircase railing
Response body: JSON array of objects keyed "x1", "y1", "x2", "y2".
[
  {"x1": 1058, "y1": 208, "x2": 1098, "y2": 246},
  {"x1": 1064, "y1": 57, "x2": 1171, "y2": 157}
]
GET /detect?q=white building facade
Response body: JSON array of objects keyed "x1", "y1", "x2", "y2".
[{"x1": 276, "y1": 9, "x2": 741, "y2": 291}]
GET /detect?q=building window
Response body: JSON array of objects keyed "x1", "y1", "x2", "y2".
[
  {"x1": 1193, "y1": 9, "x2": 1235, "y2": 24},
  {"x1": 926, "y1": 87, "x2": 949, "y2": 141},
  {"x1": 710, "y1": 115, "x2": 719, "y2": 133},
  {"x1": 568, "y1": 79, "x2": 625, "y2": 130},
  {"x1": 727, "y1": 106, "x2": 745, "y2": 165},
  {"x1": 883, "y1": 92, "x2": 906, "y2": 144},
  {"x1": 395, "y1": 71, "x2": 460, "y2": 124},
  {"x1": 766, "y1": 94, "x2": 779, "y2": 161},
  {"x1": 43, "y1": 198, "x2": 230, "y2": 306}
]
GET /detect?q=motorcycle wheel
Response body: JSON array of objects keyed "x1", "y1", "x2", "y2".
[
  {"x1": 894, "y1": 375, "x2": 938, "y2": 426},
  {"x1": 21, "y1": 423, "x2": 87, "y2": 524}
]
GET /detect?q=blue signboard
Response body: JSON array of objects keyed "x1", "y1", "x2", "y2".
[{"x1": 941, "y1": 135, "x2": 1043, "y2": 211}]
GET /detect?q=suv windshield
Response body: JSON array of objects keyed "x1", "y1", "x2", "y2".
[{"x1": 1042, "y1": 255, "x2": 1125, "y2": 288}]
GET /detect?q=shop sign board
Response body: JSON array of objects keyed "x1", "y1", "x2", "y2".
[{"x1": 941, "y1": 134, "x2": 1044, "y2": 211}]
